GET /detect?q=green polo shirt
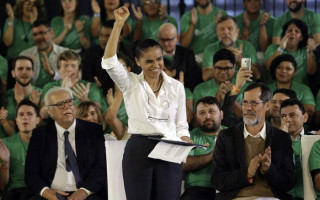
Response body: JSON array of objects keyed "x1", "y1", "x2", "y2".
[
  {"x1": 309, "y1": 140, "x2": 320, "y2": 199},
  {"x1": 51, "y1": 15, "x2": 91, "y2": 50},
  {"x1": 235, "y1": 11, "x2": 275, "y2": 51},
  {"x1": 273, "y1": 8, "x2": 320, "y2": 39},
  {"x1": 202, "y1": 40, "x2": 258, "y2": 70},
  {"x1": 264, "y1": 44, "x2": 308, "y2": 84},
  {"x1": 268, "y1": 81, "x2": 315, "y2": 106},
  {"x1": 185, "y1": 126, "x2": 227, "y2": 189},
  {"x1": 2, "y1": 133, "x2": 28, "y2": 192},
  {"x1": 180, "y1": 7, "x2": 227, "y2": 55},
  {"x1": 288, "y1": 140, "x2": 303, "y2": 199},
  {"x1": 0, "y1": 55, "x2": 8, "y2": 81}
]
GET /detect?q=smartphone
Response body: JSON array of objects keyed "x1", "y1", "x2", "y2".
[{"x1": 241, "y1": 58, "x2": 251, "y2": 71}]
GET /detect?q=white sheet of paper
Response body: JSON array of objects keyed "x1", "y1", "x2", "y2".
[{"x1": 148, "y1": 142, "x2": 194, "y2": 164}]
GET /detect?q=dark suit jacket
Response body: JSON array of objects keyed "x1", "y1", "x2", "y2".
[
  {"x1": 212, "y1": 122, "x2": 296, "y2": 200},
  {"x1": 173, "y1": 45, "x2": 202, "y2": 91},
  {"x1": 25, "y1": 119, "x2": 107, "y2": 199}
]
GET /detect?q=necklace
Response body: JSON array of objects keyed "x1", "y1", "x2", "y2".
[
  {"x1": 19, "y1": 135, "x2": 28, "y2": 156},
  {"x1": 152, "y1": 75, "x2": 163, "y2": 93},
  {"x1": 21, "y1": 20, "x2": 31, "y2": 43}
]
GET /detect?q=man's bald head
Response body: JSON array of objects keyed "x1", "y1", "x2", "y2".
[{"x1": 158, "y1": 23, "x2": 178, "y2": 55}]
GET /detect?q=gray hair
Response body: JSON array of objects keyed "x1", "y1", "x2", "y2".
[{"x1": 44, "y1": 87, "x2": 73, "y2": 111}]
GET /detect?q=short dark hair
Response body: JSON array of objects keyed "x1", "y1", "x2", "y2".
[
  {"x1": 280, "y1": 99, "x2": 305, "y2": 114},
  {"x1": 273, "y1": 88, "x2": 297, "y2": 100},
  {"x1": 195, "y1": 96, "x2": 222, "y2": 111},
  {"x1": 12, "y1": 56, "x2": 34, "y2": 71},
  {"x1": 135, "y1": 39, "x2": 162, "y2": 59},
  {"x1": 101, "y1": 20, "x2": 123, "y2": 35},
  {"x1": 32, "y1": 19, "x2": 51, "y2": 29},
  {"x1": 216, "y1": 15, "x2": 238, "y2": 28},
  {"x1": 270, "y1": 54, "x2": 297, "y2": 80},
  {"x1": 213, "y1": 48, "x2": 236, "y2": 66},
  {"x1": 243, "y1": 82, "x2": 271, "y2": 102},
  {"x1": 281, "y1": 19, "x2": 308, "y2": 48},
  {"x1": 16, "y1": 99, "x2": 40, "y2": 117},
  {"x1": 163, "y1": 57, "x2": 175, "y2": 71}
]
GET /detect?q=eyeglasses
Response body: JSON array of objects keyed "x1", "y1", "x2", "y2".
[
  {"x1": 32, "y1": 30, "x2": 50, "y2": 37},
  {"x1": 214, "y1": 66, "x2": 234, "y2": 72},
  {"x1": 159, "y1": 37, "x2": 176, "y2": 42},
  {"x1": 281, "y1": 113, "x2": 300, "y2": 119},
  {"x1": 242, "y1": 100, "x2": 265, "y2": 107},
  {"x1": 49, "y1": 98, "x2": 74, "y2": 109}
]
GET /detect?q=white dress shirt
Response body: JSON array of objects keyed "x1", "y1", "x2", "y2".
[
  {"x1": 101, "y1": 54, "x2": 189, "y2": 138},
  {"x1": 243, "y1": 122, "x2": 266, "y2": 140},
  {"x1": 40, "y1": 120, "x2": 91, "y2": 196}
]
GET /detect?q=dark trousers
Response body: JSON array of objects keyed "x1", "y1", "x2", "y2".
[
  {"x1": 122, "y1": 135, "x2": 183, "y2": 200},
  {"x1": 180, "y1": 186, "x2": 215, "y2": 200},
  {"x1": 2, "y1": 188, "x2": 33, "y2": 200}
]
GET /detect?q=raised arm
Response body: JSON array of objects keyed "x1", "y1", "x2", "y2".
[{"x1": 103, "y1": 7, "x2": 130, "y2": 59}]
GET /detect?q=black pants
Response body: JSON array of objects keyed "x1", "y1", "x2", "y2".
[
  {"x1": 180, "y1": 186, "x2": 215, "y2": 200},
  {"x1": 2, "y1": 188, "x2": 33, "y2": 200},
  {"x1": 122, "y1": 135, "x2": 183, "y2": 200}
]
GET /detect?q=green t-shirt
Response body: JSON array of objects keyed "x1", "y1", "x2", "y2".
[
  {"x1": 5, "y1": 86, "x2": 42, "y2": 121},
  {"x1": 202, "y1": 40, "x2": 258, "y2": 70},
  {"x1": 309, "y1": 140, "x2": 320, "y2": 199},
  {"x1": 185, "y1": 88, "x2": 193, "y2": 100},
  {"x1": 193, "y1": 79, "x2": 249, "y2": 110},
  {"x1": 51, "y1": 15, "x2": 91, "y2": 50},
  {"x1": 185, "y1": 126, "x2": 227, "y2": 189},
  {"x1": 316, "y1": 90, "x2": 320, "y2": 112},
  {"x1": 132, "y1": 15, "x2": 177, "y2": 41},
  {"x1": 288, "y1": 140, "x2": 303, "y2": 199},
  {"x1": 180, "y1": 7, "x2": 227, "y2": 54},
  {"x1": 264, "y1": 44, "x2": 308, "y2": 84},
  {"x1": 235, "y1": 11, "x2": 275, "y2": 51},
  {"x1": 268, "y1": 81, "x2": 315, "y2": 106},
  {"x1": 41, "y1": 79, "x2": 107, "y2": 113},
  {"x1": 3, "y1": 18, "x2": 34, "y2": 60},
  {"x1": 273, "y1": 8, "x2": 320, "y2": 39},
  {"x1": 35, "y1": 52, "x2": 54, "y2": 88},
  {"x1": 0, "y1": 55, "x2": 8, "y2": 81},
  {"x1": 2, "y1": 133, "x2": 28, "y2": 191}
]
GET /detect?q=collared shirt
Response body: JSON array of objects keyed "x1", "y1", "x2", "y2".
[
  {"x1": 20, "y1": 42, "x2": 69, "y2": 85},
  {"x1": 40, "y1": 120, "x2": 91, "y2": 196},
  {"x1": 243, "y1": 122, "x2": 266, "y2": 140},
  {"x1": 101, "y1": 54, "x2": 189, "y2": 138},
  {"x1": 291, "y1": 128, "x2": 305, "y2": 141}
]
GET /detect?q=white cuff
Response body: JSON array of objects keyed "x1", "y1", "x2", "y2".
[
  {"x1": 79, "y1": 187, "x2": 92, "y2": 196},
  {"x1": 40, "y1": 187, "x2": 49, "y2": 197}
]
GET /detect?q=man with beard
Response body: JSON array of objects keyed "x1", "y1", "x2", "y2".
[
  {"x1": 272, "y1": 0, "x2": 320, "y2": 45},
  {"x1": 20, "y1": 19, "x2": 69, "y2": 88},
  {"x1": 131, "y1": 0, "x2": 177, "y2": 41},
  {"x1": 202, "y1": 15, "x2": 260, "y2": 81},
  {"x1": 181, "y1": 96, "x2": 226, "y2": 200},
  {"x1": 180, "y1": 0, "x2": 226, "y2": 66},
  {"x1": 235, "y1": 0, "x2": 275, "y2": 52},
  {"x1": 268, "y1": 88, "x2": 297, "y2": 129},
  {"x1": 0, "y1": 99, "x2": 40, "y2": 200},
  {"x1": 212, "y1": 82, "x2": 295, "y2": 199},
  {"x1": 280, "y1": 99, "x2": 310, "y2": 199},
  {"x1": 4, "y1": 56, "x2": 42, "y2": 135},
  {"x1": 193, "y1": 48, "x2": 252, "y2": 122}
]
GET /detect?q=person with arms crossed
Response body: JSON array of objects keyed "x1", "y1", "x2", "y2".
[{"x1": 101, "y1": 6, "x2": 190, "y2": 200}]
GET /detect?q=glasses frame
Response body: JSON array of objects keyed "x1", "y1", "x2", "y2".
[{"x1": 49, "y1": 98, "x2": 75, "y2": 109}]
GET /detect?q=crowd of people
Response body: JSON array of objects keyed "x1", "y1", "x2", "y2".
[{"x1": 0, "y1": 0, "x2": 320, "y2": 199}]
